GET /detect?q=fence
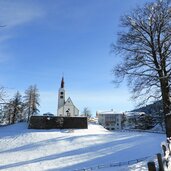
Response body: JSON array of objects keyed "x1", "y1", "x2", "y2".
[
  {"x1": 74, "y1": 155, "x2": 153, "y2": 171},
  {"x1": 147, "y1": 139, "x2": 171, "y2": 171}
]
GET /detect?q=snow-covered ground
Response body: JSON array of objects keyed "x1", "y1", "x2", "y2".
[{"x1": 0, "y1": 122, "x2": 165, "y2": 171}]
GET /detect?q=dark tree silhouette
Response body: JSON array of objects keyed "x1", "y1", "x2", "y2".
[{"x1": 11, "y1": 91, "x2": 23, "y2": 124}]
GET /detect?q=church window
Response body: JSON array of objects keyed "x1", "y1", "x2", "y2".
[
  {"x1": 60, "y1": 96, "x2": 63, "y2": 98},
  {"x1": 61, "y1": 92, "x2": 63, "y2": 95}
]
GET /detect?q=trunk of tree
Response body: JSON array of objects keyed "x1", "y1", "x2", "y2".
[
  {"x1": 8, "y1": 112, "x2": 11, "y2": 125},
  {"x1": 27, "y1": 107, "x2": 31, "y2": 123},
  {"x1": 160, "y1": 79, "x2": 171, "y2": 137},
  {"x1": 12, "y1": 108, "x2": 17, "y2": 124}
]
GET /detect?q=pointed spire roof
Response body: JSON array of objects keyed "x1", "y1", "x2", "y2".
[{"x1": 61, "y1": 77, "x2": 64, "y2": 88}]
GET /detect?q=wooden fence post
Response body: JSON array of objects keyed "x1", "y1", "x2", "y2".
[
  {"x1": 157, "y1": 153, "x2": 164, "y2": 171},
  {"x1": 162, "y1": 145, "x2": 167, "y2": 156},
  {"x1": 147, "y1": 161, "x2": 156, "y2": 171}
]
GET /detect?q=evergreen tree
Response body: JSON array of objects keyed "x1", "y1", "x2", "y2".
[
  {"x1": 3, "y1": 102, "x2": 13, "y2": 124},
  {"x1": 136, "y1": 115, "x2": 153, "y2": 130},
  {"x1": 10, "y1": 91, "x2": 23, "y2": 124}
]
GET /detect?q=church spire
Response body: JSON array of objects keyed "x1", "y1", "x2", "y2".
[{"x1": 61, "y1": 77, "x2": 64, "y2": 88}]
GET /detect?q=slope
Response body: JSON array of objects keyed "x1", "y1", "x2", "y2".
[{"x1": 0, "y1": 122, "x2": 165, "y2": 171}]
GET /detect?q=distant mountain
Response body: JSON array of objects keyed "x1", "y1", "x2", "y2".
[
  {"x1": 132, "y1": 101, "x2": 163, "y2": 116},
  {"x1": 132, "y1": 101, "x2": 165, "y2": 131}
]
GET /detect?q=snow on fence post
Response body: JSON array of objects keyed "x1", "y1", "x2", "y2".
[
  {"x1": 157, "y1": 153, "x2": 164, "y2": 171},
  {"x1": 147, "y1": 161, "x2": 156, "y2": 171},
  {"x1": 161, "y1": 141, "x2": 171, "y2": 170},
  {"x1": 167, "y1": 138, "x2": 171, "y2": 154}
]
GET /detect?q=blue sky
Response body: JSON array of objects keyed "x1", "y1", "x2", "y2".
[{"x1": 0, "y1": 0, "x2": 150, "y2": 115}]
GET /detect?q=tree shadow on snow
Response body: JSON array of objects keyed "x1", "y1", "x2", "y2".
[{"x1": 0, "y1": 133, "x2": 163, "y2": 170}]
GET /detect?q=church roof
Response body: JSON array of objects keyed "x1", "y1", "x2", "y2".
[
  {"x1": 58, "y1": 97, "x2": 79, "y2": 112},
  {"x1": 98, "y1": 110, "x2": 123, "y2": 115},
  {"x1": 65, "y1": 97, "x2": 74, "y2": 105},
  {"x1": 61, "y1": 77, "x2": 64, "y2": 88}
]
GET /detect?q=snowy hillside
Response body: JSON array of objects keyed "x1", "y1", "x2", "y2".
[{"x1": 0, "y1": 122, "x2": 165, "y2": 171}]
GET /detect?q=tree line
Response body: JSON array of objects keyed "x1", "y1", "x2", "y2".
[{"x1": 0, "y1": 85, "x2": 40, "y2": 125}]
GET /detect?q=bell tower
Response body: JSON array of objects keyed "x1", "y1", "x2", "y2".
[{"x1": 58, "y1": 77, "x2": 65, "y2": 110}]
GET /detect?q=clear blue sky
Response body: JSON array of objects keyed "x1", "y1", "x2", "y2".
[{"x1": 0, "y1": 0, "x2": 151, "y2": 115}]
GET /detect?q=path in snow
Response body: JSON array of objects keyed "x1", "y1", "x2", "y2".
[{"x1": 0, "y1": 122, "x2": 165, "y2": 171}]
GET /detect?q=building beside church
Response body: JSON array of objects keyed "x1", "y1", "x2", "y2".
[
  {"x1": 97, "y1": 110, "x2": 123, "y2": 130},
  {"x1": 57, "y1": 77, "x2": 79, "y2": 117}
]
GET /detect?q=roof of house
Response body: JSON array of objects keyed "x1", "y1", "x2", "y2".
[
  {"x1": 125, "y1": 112, "x2": 146, "y2": 117},
  {"x1": 98, "y1": 110, "x2": 123, "y2": 115}
]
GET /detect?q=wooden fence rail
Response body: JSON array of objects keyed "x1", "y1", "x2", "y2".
[
  {"x1": 74, "y1": 156, "x2": 152, "y2": 171},
  {"x1": 119, "y1": 129, "x2": 165, "y2": 134}
]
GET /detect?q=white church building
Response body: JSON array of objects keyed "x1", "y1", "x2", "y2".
[{"x1": 57, "y1": 77, "x2": 79, "y2": 117}]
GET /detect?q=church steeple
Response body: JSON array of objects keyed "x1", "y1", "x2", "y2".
[
  {"x1": 57, "y1": 77, "x2": 79, "y2": 117},
  {"x1": 61, "y1": 77, "x2": 64, "y2": 88},
  {"x1": 58, "y1": 77, "x2": 65, "y2": 114}
]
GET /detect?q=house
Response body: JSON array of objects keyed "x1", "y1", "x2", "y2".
[
  {"x1": 97, "y1": 110, "x2": 123, "y2": 130},
  {"x1": 57, "y1": 77, "x2": 79, "y2": 117},
  {"x1": 124, "y1": 112, "x2": 147, "y2": 129}
]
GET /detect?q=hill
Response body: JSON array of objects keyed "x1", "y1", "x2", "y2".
[
  {"x1": 0, "y1": 122, "x2": 165, "y2": 171},
  {"x1": 132, "y1": 101, "x2": 163, "y2": 115}
]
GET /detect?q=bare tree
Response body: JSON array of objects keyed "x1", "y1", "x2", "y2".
[
  {"x1": 112, "y1": 0, "x2": 171, "y2": 137},
  {"x1": 0, "y1": 87, "x2": 6, "y2": 102},
  {"x1": 3, "y1": 102, "x2": 13, "y2": 124},
  {"x1": 0, "y1": 87, "x2": 6, "y2": 123},
  {"x1": 82, "y1": 107, "x2": 92, "y2": 118},
  {"x1": 24, "y1": 85, "x2": 40, "y2": 122}
]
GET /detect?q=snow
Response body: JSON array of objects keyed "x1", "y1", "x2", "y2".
[
  {"x1": 0, "y1": 122, "x2": 165, "y2": 171},
  {"x1": 151, "y1": 123, "x2": 165, "y2": 133},
  {"x1": 98, "y1": 111, "x2": 122, "y2": 115}
]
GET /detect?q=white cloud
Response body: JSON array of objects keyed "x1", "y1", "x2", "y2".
[
  {"x1": 0, "y1": 1, "x2": 45, "y2": 29},
  {"x1": 0, "y1": 1, "x2": 46, "y2": 63}
]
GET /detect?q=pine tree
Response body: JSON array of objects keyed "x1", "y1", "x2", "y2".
[
  {"x1": 10, "y1": 91, "x2": 23, "y2": 124},
  {"x1": 3, "y1": 102, "x2": 13, "y2": 124}
]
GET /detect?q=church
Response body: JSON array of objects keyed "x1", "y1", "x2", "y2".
[
  {"x1": 28, "y1": 77, "x2": 87, "y2": 129},
  {"x1": 57, "y1": 77, "x2": 79, "y2": 117}
]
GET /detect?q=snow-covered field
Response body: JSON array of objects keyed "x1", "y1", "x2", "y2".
[{"x1": 0, "y1": 122, "x2": 165, "y2": 171}]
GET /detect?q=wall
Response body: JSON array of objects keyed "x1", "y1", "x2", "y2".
[{"x1": 28, "y1": 116, "x2": 88, "y2": 129}]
